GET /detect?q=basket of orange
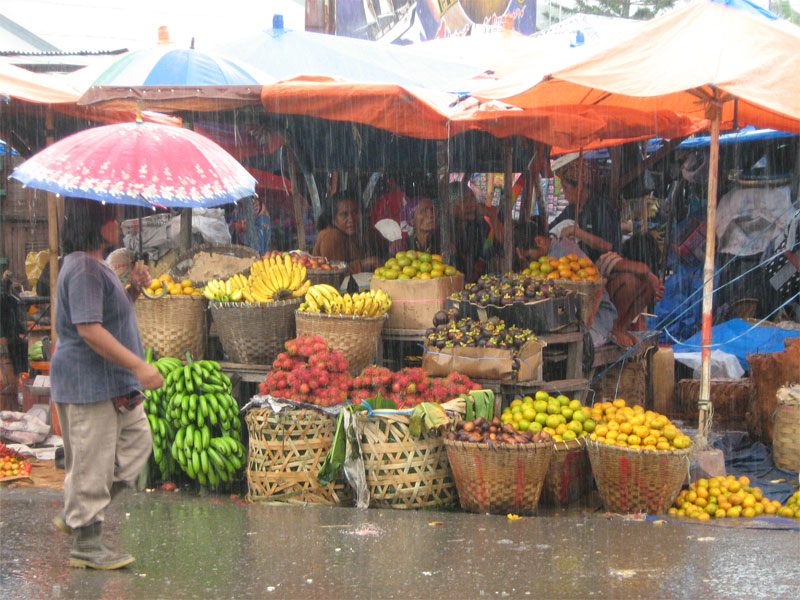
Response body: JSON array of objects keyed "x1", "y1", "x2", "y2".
[
  {"x1": 135, "y1": 273, "x2": 208, "y2": 360},
  {"x1": 523, "y1": 254, "x2": 606, "y2": 328},
  {"x1": 586, "y1": 398, "x2": 693, "y2": 515}
]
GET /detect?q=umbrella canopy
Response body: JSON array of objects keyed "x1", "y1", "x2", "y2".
[
  {"x1": 77, "y1": 46, "x2": 274, "y2": 112},
  {"x1": 11, "y1": 121, "x2": 257, "y2": 208},
  {"x1": 0, "y1": 62, "x2": 81, "y2": 104},
  {"x1": 474, "y1": 1, "x2": 800, "y2": 132},
  {"x1": 217, "y1": 24, "x2": 481, "y2": 90}
]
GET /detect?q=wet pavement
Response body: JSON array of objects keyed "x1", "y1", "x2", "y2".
[{"x1": 1, "y1": 487, "x2": 798, "y2": 599}]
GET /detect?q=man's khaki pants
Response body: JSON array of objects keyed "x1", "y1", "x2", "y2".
[{"x1": 55, "y1": 400, "x2": 152, "y2": 529}]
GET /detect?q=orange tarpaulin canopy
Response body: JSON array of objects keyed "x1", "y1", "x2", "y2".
[
  {"x1": 475, "y1": 1, "x2": 800, "y2": 133},
  {"x1": 260, "y1": 77, "x2": 705, "y2": 149},
  {"x1": 0, "y1": 63, "x2": 81, "y2": 104}
]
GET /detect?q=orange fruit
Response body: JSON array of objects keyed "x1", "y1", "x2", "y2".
[{"x1": 612, "y1": 398, "x2": 626, "y2": 409}]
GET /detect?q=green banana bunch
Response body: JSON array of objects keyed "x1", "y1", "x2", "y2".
[{"x1": 142, "y1": 348, "x2": 244, "y2": 490}]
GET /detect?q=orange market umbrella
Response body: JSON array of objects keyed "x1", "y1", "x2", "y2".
[{"x1": 476, "y1": 0, "x2": 800, "y2": 445}]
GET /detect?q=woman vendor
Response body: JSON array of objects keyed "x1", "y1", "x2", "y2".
[
  {"x1": 389, "y1": 197, "x2": 441, "y2": 255},
  {"x1": 313, "y1": 193, "x2": 381, "y2": 274}
]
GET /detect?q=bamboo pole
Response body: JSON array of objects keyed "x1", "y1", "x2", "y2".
[
  {"x1": 45, "y1": 109, "x2": 58, "y2": 342},
  {"x1": 503, "y1": 138, "x2": 514, "y2": 273},
  {"x1": 697, "y1": 99, "x2": 722, "y2": 448},
  {"x1": 436, "y1": 140, "x2": 452, "y2": 266},
  {"x1": 287, "y1": 148, "x2": 306, "y2": 251}
]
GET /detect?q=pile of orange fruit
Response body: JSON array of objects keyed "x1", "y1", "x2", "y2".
[
  {"x1": 670, "y1": 476, "x2": 795, "y2": 520},
  {"x1": 523, "y1": 254, "x2": 600, "y2": 281},
  {"x1": 144, "y1": 274, "x2": 198, "y2": 297},
  {"x1": 589, "y1": 398, "x2": 693, "y2": 451}
]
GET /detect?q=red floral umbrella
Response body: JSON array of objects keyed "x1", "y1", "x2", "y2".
[{"x1": 11, "y1": 120, "x2": 256, "y2": 208}]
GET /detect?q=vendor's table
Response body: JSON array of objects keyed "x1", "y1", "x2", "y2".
[{"x1": 218, "y1": 362, "x2": 269, "y2": 409}]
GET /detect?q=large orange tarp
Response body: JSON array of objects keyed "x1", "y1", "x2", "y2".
[
  {"x1": 475, "y1": 1, "x2": 800, "y2": 133},
  {"x1": 0, "y1": 63, "x2": 81, "y2": 104},
  {"x1": 260, "y1": 77, "x2": 705, "y2": 148}
]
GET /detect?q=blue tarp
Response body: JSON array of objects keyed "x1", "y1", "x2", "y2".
[
  {"x1": 711, "y1": 0, "x2": 779, "y2": 20},
  {"x1": 672, "y1": 319, "x2": 800, "y2": 370},
  {"x1": 677, "y1": 125, "x2": 796, "y2": 149}
]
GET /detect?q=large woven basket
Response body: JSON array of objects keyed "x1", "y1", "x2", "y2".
[
  {"x1": 307, "y1": 263, "x2": 348, "y2": 290},
  {"x1": 168, "y1": 243, "x2": 258, "y2": 287},
  {"x1": 591, "y1": 358, "x2": 647, "y2": 407},
  {"x1": 773, "y1": 386, "x2": 800, "y2": 471},
  {"x1": 556, "y1": 278, "x2": 606, "y2": 328},
  {"x1": 210, "y1": 298, "x2": 300, "y2": 364},
  {"x1": 356, "y1": 410, "x2": 458, "y2": 509},
  {"x1": 444, "y1": 439, "x2": 553, "y2": 515},
  {"x1": 134, "y1": 295, "x2": 207, "y2": 360},
  {"x1": 541, "y1": 436, "x2": 593, "y2": 507},
  {"x1": 587, "y1": 439, "x2": 692, "y2": 514},
  {"x1": 245, "y1": 406, "x2": 350, "y2": 505},
  {"x1": 295, "y1": 311, "x2": 387, "y2": 375},
  {"x1": 676, "y1": 378, "x2": 750, "y2": 429}
]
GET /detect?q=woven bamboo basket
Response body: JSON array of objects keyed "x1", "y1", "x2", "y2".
[
  {"x1": 295, "y1": 311, "x2": 388, "y2": 375},
  {"x1": 134, "y1": 295, "x2": 207, "y2": 360},
  {"x1": 307, "y1": 262, "x2": 348, "y2": 290},
  {"x1": 591, "y1": 358, "x2": 647, "y2": 406},
  {"x1": 245, "y1": 406, "x2": 350, "y2": 505},
  {"x1": 555, "y1": 278, "x2": 606, "y2": 328},
  {"x1": 676, "y1": 378, "x2": 750, "y2": 429},
  {"x1": 541, "y1": 436, "x2": 593, "y2": 507},
  {"x1": 210, "y1": 298, "x2": 300, "y2": 364},
  {"x1": 773, "y1": 386, "x2": 800, "y2": 471},
  {"x1": 586, "y1": 439, "x2": 692, "y2": 514},
  {"x1": 168, "y1": 243, "x2": 259, "y2": 287},
  {"x1": 355, "y1": 410, "x2": 458, "y2": 509},
  {"x1": 444, "y1": 439, "x2": 553, "y2": 515}
]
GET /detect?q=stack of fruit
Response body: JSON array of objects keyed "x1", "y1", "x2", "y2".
[
  {"x1": 143, "y1": 351, "x2": 245, "y2": 489},
  {"x1": 500, "y1": 392, "x2": 595, "y2": 442},
  {"x1": 448, "y1": 417, "x2": 552, "y2": 445},
  {"x1": 298, "y1": 285, "x2": 392, "y2": 317},
  {"x1": 522, "y1": 254, "x2": 600, "y2": 281},
  {"x1": 589, "y1": 398, "x2": 692, "y2": 450},
  {"x1": 425, "y1": 310, "x2": 535, "y2": 351},
  {"x1": 262, "y1": 250, "x2": 339, "y2": 271},
  {"x1": 259, "y1": 336, "x2": 354, "y2": 407},
  {"x1": 352, "y1": 367, "x2": 480, "y2": 409},
  {"x1": 202, "y1": 254, "x2": 310, "y2": 303},
  {"x1": 453, "y1": 273, "x2": 569, "y2": 307},
  {"x1": 143, "y1": 274, "x2": 199, "y2": 298},
  {"x1": 0, "y1": 442, "x2": 32, "y2": 479},
  {"x1": 670, "y1": 476, "x2": 798, "y2": 520},
  {"x1": 373, "y1": 250, "x2": 458, "y2": 280},
  {"x1": 258, "y1": 337, "x2": 481, "y2": 409}
]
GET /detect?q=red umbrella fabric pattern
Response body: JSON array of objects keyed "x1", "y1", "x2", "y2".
[{"x1": 11, "y1": 121, "x2": 257, "y2": 208}]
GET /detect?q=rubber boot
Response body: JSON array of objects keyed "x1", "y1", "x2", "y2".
[
  {"x1": 69, "y1": 522, "x2": 135, "y2": 570},
  {"x1": 55, "y1": 481, "x2": 130, "y2": 535}
]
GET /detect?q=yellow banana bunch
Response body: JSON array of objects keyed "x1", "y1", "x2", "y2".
[
  {"x1": 202, "y1": 277, "x2": 244, "y2": 302},
  {"x1": 244, "y1": 255, "x2": 309, "y2": 303},
  {"x1": 300, "y1": 286, "x2": 392, "y2": 317}
]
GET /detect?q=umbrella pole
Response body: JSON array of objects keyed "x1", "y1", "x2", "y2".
[
  {"x1": 287, "y1": 148, "x2": 306, "y2": 252},
  {"x1": 45, "y1": 109, "x2": 58, "y2": 342},
  {"x1": 436, "y1": 140, "x2": 453, "y2": 266},
  {"x1": 503, "y1": 138, "x2": 514, "y2": 273},
  {"x1": 697, "y1": 102, "x2": 722, "y2": 449}
]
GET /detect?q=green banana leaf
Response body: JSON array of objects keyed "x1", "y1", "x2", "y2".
[
  {"x1": 317, "y1": 394, "x2": 396, "y2": 485},
  {"x1": 408, "y1": 402, "x2": 452, "y2": 438}
]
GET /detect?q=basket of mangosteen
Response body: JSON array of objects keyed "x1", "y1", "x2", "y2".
[
  {"x1": 422, "y1": 307, "x2": 546, "y2": 382},
  {"x1": 450, "y1": 274, "x2": 578, "y2": 334},
  {"x1": 445, "y1": 416, "x2": 554, "y2": 515}
]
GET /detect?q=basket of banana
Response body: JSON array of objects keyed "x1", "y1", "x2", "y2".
[
  {"x1": 295, "y1": 284, "x2": 391, "y2": 375},
  {"x1": 206, "y1": 255, "x2": 310, "y2": 365}
]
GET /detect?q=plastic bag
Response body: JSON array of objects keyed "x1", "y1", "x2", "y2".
[{"x1": 0, "y1": 411, "x2": 50, "y2": 445}]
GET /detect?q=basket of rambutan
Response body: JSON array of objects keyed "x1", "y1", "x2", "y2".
[{"x1": 247, "y1": 336, "x2": 356, "y2": 505}]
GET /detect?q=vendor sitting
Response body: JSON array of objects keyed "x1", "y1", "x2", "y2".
[
  {"x1": 388, "y1": 197, "x2": 441, "y2": 256},
  {"x1": 313, "y1": 193, "x2": 381, "y2": 274},
  {"x1": 515, "y1": 219, "x2": 663, "y2": 348}
]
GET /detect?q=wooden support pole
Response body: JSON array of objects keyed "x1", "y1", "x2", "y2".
[
  {"x1": 45, "y1": 109, "x2": 58, "y2": 342},
  {"x1": 698, "y1": 101, "x2": 722, "y2": 448},
  {"x1": 180, "y1": 209, "x2": 192, "y2": 251},
  {"x1": 436, "y1": 140, "x2": 453, "y2": 266},
  {"x1": 503, "y1": 138, "x2": 514, "y2": 273},
  {"x1": 287, "y1": 149, "x2": 306, "y2": 251}
]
